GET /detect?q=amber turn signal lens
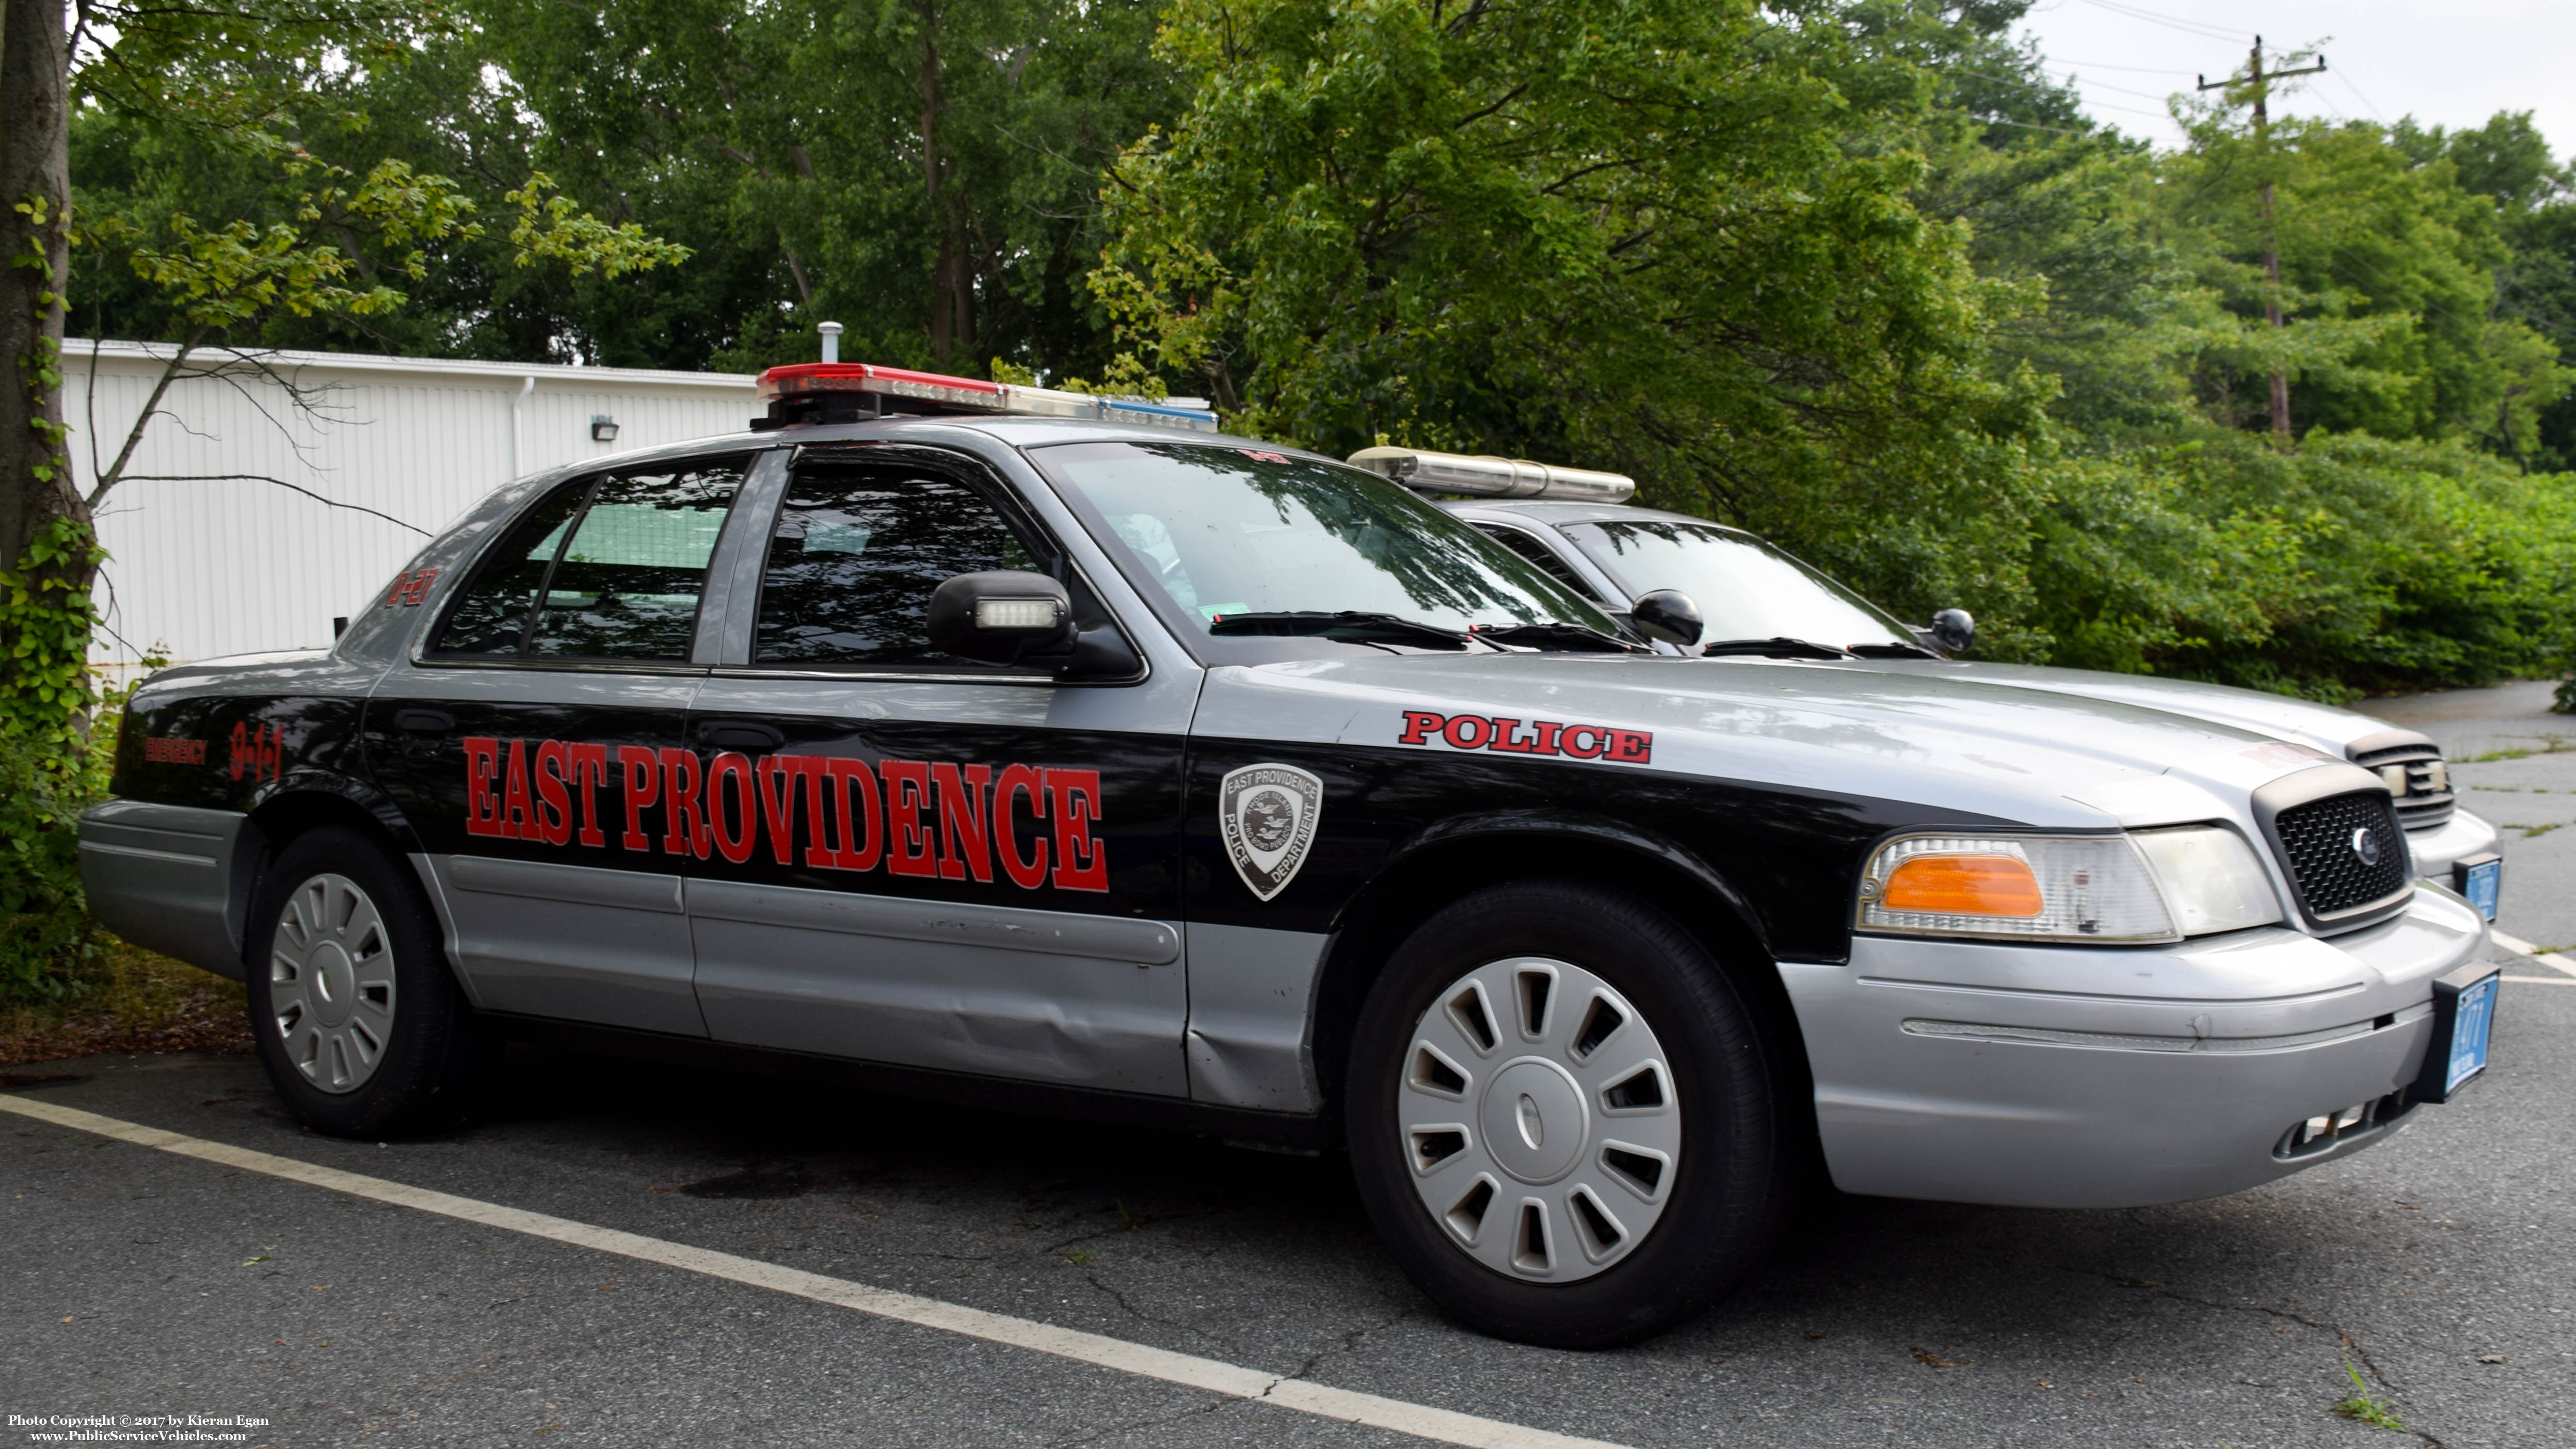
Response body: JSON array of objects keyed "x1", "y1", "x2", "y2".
[{"x1": 1880, "y1": 854, "x2": 2045, "y2": 917}]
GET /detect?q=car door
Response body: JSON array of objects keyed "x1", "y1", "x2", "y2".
[
  {"x1": 364, "y1": 452, "x2": 765, "y2": 1035},
  {"x1": 680, "y1": 444, "x2": 1197, "y2": 1095}
]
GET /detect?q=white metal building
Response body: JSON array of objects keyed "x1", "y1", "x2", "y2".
[{"x1": 63, "y1": 340, "x2": 762, "y2": 675}]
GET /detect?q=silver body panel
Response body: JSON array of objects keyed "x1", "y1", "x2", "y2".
[
  {"x1": 1788, "y1": 887, "x2": 2488, "y2": 1206},
  {"x1": 77, "y1": 800, "x2": 255, "y2": 980},
  {"x1": 1183, "y1": 924, "x2": 1330, "y2": 1112},
  {"x1": 422, "y1": 855, "x2": 705, "y2": 1036},
  {"x1": 690, "y1": 879, "x2": 1186, "y2": 1093}
]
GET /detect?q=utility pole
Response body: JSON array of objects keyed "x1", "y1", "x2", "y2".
[{"x1": 2200, "y1": 36, "x2": 2325, "y2": 444}]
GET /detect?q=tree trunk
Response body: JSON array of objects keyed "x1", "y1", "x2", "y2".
[
  {"x1": 1, "y1": 0, "x2": 79, "y2": 577},
  {"x1": 918, "y1": 1, "x2": 974, "y2": 362}
]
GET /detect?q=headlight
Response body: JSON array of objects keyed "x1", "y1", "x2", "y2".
[
  {"x1": 1857, "y1": 827, "x2": 2281, "y2": 944},
  {"x1": 2127, "y1": 826, "x2": 2282, "y2": 935}
]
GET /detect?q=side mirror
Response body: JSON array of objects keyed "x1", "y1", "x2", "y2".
[
  {"x1": 1628, "y1": 589, "x2": 1703, "y2": 649},
  {"x1": 927, "y1": 571, "x2": 1076, "y2": 665},
  {"x1": 1929, "y1": 608, "x2": 1975, "y2": 655}
]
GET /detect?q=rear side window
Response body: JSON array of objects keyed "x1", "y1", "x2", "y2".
[
  {"x1": 1470, "y1": 523, "x2": 1608, "y2": 603},
  {"x1": 753, "y1": 465, "x2": 1038, "y2": 667},
  {"x1": 434, "y1": 461, "x2": 744, "y2": 661}
]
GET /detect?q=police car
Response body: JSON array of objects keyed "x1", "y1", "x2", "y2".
[
  {"x1": 1403, "y1": 472, "x2": 2506, "y2": 912},
  {"x1": 79, "y1": 362, "x2": 2504, "y2": 1348}
]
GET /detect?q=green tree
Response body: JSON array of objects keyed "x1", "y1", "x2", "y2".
[{"x1": 1096, "y1": 0, "x2": 2056, "y2": 639}]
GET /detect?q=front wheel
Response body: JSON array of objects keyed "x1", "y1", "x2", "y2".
[
  {"x1": 246, "y1": 827, "x2": 494, "y2": 1137},
  {"x1": 1346, "y1": 880, "x2": 1789, "y2": 1347}
]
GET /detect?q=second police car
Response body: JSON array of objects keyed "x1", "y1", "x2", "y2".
[
  {"x1": 1388, "y1": 457, "x2": 2506, "y2": 915},
  {"x1": 79, "y1": 362, "x2": 2505, "y2": 1348}
]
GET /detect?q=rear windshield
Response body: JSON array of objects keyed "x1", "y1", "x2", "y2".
[{"x1": 1031, "y1": 441, "x2": 1620, "y2": 658}]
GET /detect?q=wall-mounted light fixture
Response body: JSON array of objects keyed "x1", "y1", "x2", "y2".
[{"x1": 590, "y1": 414, "x2": 619, "y2": 443}]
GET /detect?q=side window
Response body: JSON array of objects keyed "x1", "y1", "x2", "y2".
[
  {"x1": 1473, "y1": 523, "x2": 1607, "y2": 604},
  {"x1": 432, "y1": 461, "x2": 743, "y2": 661},
  {"x1": 754, "y1": 466, "x2": 1038, "y2": 666},
  {"x1": 530, "y1": 465, "x2": 742, "y2": 660},
  {"x1": 433, "y1": 481, "x2": 590, "y2": 656}
]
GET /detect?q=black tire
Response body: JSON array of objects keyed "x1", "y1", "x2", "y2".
[
  {"x1": 246, "y1": 827, "x2": 494, "y2": 1137},
  {"x1": 1345, "y1": 879, "x2": 1790, "y2": 1347}
]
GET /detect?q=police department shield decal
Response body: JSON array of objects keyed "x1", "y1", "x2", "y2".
[{"x1": 1219, "y1": 764, "x2": 1323, "y2": 901}]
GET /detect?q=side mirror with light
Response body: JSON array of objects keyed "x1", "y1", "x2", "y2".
[
  {"x1": 1628, "y1": 589, "x2": 1704, "y2": 648},
  {"x1": 1929, "y1": 608, "x2": 1975, "y2": 655},
  {"x1": 925, "y1": 570, "x2": 1141, "y2": 679},
  {"x1": 927, "y1": 571, "x2": 1076, "y2": 665}
]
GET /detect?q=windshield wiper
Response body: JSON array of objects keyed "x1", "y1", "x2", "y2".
[
  {"x1": 1470, "y1": 623, "x2": 1639, "y2": 654},
  {"x1": 1207, "y1": 610, "x2": 1471, "y2": 650},
  {"x1": 1700, "y1": 637, "x2": 1851, "y2": 660},
  {"x1": 1847, "y1": 641, "x2": 1939, "y2": 659}
]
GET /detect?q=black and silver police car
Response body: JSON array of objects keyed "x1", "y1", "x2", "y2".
[{"x1": 79, "y1": 362, "x2": 2504, "y2": 1347}]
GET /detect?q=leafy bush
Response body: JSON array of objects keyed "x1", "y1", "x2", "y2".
[{"x1": 0, "y1": 520, "x2": 119, "y2": 1002}]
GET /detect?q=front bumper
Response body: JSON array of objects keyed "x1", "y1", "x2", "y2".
[
  {"x1": 2403, "y1": 808, "x2": 2499, "y2": 884},
  {"x1": 1782, "y1": 886, "x2": 2490, "y2": 1208}
]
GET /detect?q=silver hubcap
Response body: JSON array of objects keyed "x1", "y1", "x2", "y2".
[
  {"x1": 270, "y1": 874, "x2": 396, "y2": 1093},
  {"x1": 1399, "y1": 957, "x2": 1681, "y2": 1281}
]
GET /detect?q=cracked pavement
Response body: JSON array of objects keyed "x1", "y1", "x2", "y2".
[
  {"x1": 2370, "y1": 679, "x2": 2576, "y2": 954},
  {"x1": 7, "y1": 964, "x2": 2568, "y2": 1448},
  {"x1": 3, "y1": 684, "x2": 2570, "y2": 1448}
]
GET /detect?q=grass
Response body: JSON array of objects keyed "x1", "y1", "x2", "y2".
[
  {"x1": 2462, "y1": 732, "x2": 2574, "y2": 763},
  {"x1": 0, "y1": 938, "x2": 249, "y2": 1068},
  {"x1": 2331, "y1": 1357, "x2": 2405, "y2": 1432},
  {"x1": 2501, "y1": 822, "x2": 2566, "y2": 839}
]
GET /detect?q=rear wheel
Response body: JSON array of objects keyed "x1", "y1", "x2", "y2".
[
  {"x1": 247, "y1": 827, "x2": 493, "y2": 1137},
  {"x1": 1346, "y1": 880, "x2": 1788, "y2": 1347}
]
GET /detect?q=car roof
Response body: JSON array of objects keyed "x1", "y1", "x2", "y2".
[
  {"x1": 565, "y1": 413, "x2": 1343, "y2": 474},
  {"x1": 1436, "y1": 497, "x2": 1752, "y2": 533}
]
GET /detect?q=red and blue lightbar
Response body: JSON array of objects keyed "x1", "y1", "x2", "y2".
[
  {"x1": 757, "y1": 362, "x2": 1005, "y2": 411},
  {"x1": 751, "y1": 361, "x2": 1220, "y2": 432}
]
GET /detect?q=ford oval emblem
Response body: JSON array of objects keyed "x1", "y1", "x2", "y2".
[{"x1": 2350, "y1": 826, "x2": 2381, "y2": 867}]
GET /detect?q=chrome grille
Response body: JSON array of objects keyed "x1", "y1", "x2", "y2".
[
  {"x1": 2274, "y1": 790, "x2": 2411, "y2": 921},
  {"x1": 2348, "y1": 736, "x2": 2454, "y2": 829}
]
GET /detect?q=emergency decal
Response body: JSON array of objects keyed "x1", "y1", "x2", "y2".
[
  {"x1": 383, "y1": 568, "x2": 440, "y2": 607},
  {"x1": 1218, "y1": 763, "x2": 1322, "y2": 902},
  {"x1": 141, "y1": 736, "x2": 207, "y2": 765},
  {"x1": 1397, "y1": 710, "x2": 1653, "y2": 764},
  {"x1": 228, "y1": 722, "x2": 283, "y2": 782},
  {"x1": 459, "y1": 738, "x2": 1109, "y2": 893}
]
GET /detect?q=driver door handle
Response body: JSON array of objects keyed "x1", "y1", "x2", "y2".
[{"x1": 697, "y1": 720, "x2": 785, "y2": 752}]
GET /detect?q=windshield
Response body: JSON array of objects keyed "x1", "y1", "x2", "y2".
[
  {"x1": 1033, "y1": 442, "x2": 1622, "y2": 657},
  {"x1": 1561, "y1": 519, "x2": 1917, "y2": 648}
]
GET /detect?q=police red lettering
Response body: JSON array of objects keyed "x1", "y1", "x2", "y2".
[
  {"x1": 1393, "y1": 710, "x2": 1649, "y2": 765},
  {"x1": 1047, "y1": 768, "x2": 1108, "y2": 893},
  {"x1": 882, "y1": 760, "x2": 936, "y2": 877},
  {"x1": 457, "y1": 737, "x2": 1111, "y2": 892}
]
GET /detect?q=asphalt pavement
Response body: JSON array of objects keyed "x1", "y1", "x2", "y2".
[
  {"x1": 2367, "y1": 679, "x2": 2576, "y2": 954},
  {"x1": 6, "y1": 682, "x2": 2573, "y2": 1449}
]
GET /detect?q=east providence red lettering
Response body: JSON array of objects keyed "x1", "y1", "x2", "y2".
[
  {"x1": 456, "y1": 736, "x2": 1109, "y2": 893},
  {"x1": 1390, "y1": 710, "x2": 1654, "y2": 765}
]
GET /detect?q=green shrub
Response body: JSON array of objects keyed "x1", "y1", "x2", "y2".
[{"x1": 0, "y1": 520, "x2": 119, "y2": 1003}]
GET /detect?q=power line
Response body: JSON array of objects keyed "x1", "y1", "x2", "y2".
[
  {"x1": 2045, "y1": 69, "x2": 2188, "y2": 105},
  {"x1": 2335, "y1": 70, "x2": 2391, "y2": 123},
  {"x1": 2032, "y1": 55, "x2": 2200, "y2": 76},
  {"x1": 2068, "y1": 0, "x2": 2254, "y2": 45}
]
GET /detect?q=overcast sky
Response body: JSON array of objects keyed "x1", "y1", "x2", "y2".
[{"x1": 2011, "y1": 0, "x2": 2576, "y2": 159}]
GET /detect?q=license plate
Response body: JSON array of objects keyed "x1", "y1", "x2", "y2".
[
  {"x1": 2436, "y1": 973, "x2": 2499, "y2": 1099},
  {"x1": 2461, "y1": 857, "x2": 2501, "y2": 921}
]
